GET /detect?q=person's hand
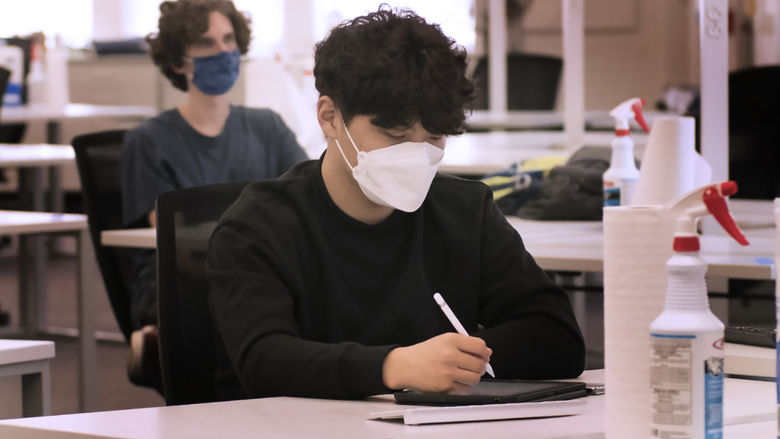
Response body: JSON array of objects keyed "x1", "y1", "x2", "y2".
[{"x1": 382, "y1": 333, "x2": 492, "y2": 394}]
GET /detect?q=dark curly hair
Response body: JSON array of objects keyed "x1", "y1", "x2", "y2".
[
  {"x1": 314, "y1": 5, "x2": 475, "y2": 135},
  {"x1": 147, "y1": 0, "x2": 251, "y2": 92}
]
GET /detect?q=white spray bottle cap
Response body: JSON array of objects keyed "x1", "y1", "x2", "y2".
[
  {"x1": 665, "y1": 181, "x2": 749, "y2": 252},
  {"x1": 609, "y1": 97, "x2": 650, "y2": 136}
]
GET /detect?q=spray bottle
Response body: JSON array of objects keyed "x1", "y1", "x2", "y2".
[
  {"x1": 603, "y1": 97, "x2": 650, "y2": 206},
  {"x1": 649, "y1": 181, "x2": 749, "y2": 439}
]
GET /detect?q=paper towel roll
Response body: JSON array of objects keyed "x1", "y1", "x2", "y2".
[
  {"x1": 603, "y1": 205, "x2": 675, "y2": 439},
  {"x1": 631, "y1": 116, "x2": 712, "y2": 205}
]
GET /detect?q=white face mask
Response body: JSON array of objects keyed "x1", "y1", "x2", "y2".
[{"x1": 334, "y1": 120, "x2": 444, "y2": 212}]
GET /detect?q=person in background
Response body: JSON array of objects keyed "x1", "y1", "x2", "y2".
[
  {"x1": 207, "y1": 5, "x2": 584, "y2": 400},
  {"x1": 120, "y1": 0, "x2": 307, "y2": 389}
]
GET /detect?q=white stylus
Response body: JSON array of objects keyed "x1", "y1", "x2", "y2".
[{"x1": 433, "y1": 292, "x2": 495, "y2": 378}]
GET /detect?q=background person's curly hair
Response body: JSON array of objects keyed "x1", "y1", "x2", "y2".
[
  {"x1": 147, "y1": 0, "x2": 251, "y2": 92},
  {"x1": 314, "y1": 5, "x2": 475, "y2": 135}
]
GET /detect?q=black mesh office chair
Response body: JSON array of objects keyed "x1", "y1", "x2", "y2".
[
  {"x1": 728, "y1": 65, "x2": 780, "y2": 200},
  {"x1": 0, "y1": 66, "x2": 10, "y2": 106},
  {"x1": 156, "y1": 181, "x2": 250, "y2": 405},
  {"x1": 71, "y1": 130, "x2": 136, "y2": 342},
  {"x1": 471, "y1": 53, "x2": 563, "y2": 112}
]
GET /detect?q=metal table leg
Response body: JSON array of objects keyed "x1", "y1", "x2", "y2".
[{"x1": 77, "y1": 228, "x2": 98, "y2": 412}]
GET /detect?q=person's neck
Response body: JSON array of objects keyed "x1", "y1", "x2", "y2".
[
  {"x1": 177, "y1": 91, "x2": 231, "y2": 137},
  {"x1": 321, "y1": 145, "x2": 394, "y2": 225}
]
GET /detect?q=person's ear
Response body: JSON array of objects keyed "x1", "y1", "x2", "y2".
[
  {"x1": 172, "y1": 57, "x2": 191, "y2": 75},
  {"x1": 317, "y1": 96, "x2": 340, "y2": 139}
]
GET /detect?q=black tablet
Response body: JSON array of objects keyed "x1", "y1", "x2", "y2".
[{"x1": 394, "y1": 380, "x2": 587, "y2": 406}]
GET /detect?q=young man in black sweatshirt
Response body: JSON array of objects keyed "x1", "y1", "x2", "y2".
[{"x1": 206, "y1": 5, "x2": 585, "y2": 400}]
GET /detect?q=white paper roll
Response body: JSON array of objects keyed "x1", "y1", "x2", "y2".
[
  {"x1": 632, "y1": 116, "x2": 712, "y2": 206},
  {"x1": 603, "y1": 205, "x2": 675, "y2": 439}
]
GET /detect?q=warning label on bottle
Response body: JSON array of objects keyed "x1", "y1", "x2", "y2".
[{"x1": 650, "y1": 334, "x2": 694, "y2": 438}]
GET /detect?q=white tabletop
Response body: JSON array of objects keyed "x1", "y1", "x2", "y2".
[
  {"x1": 0, "y1": 144, "x2": 74, "y2": 167},
  {"x1": 0, "y1": 369, "x2": 772, "y2": 439},
  {"x1": 724, "y1": 342, "x2": 775, "y2": 378},
  {"x1": 101, "y1": 228, "x2": 155, "y2": 249},
  {"x1": 101, "y1": 216, "x2": 775, "y2": 280},
  {"x1": 0, "y1": 210, "x2": 87, "y2": 234},
  {"x1": 440, "y1": 130, "x2": 625, "y2": 175},
  {"x1": 1, "y1": 103, "x2": 156, "y2": 123},
  {"x1": 465, "y1": 109, "x2": 675, "y2": 132},
  {"x1": 511, "y1": 215, "x2": 776, "y2": 280},
  {"x1": 0, "y1": 340, "x2": 55, "y2": 366}
]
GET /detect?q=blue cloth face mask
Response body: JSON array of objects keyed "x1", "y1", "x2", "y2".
[{"x1": 190, "y1": 49, "x2": 241, "y2": 95}]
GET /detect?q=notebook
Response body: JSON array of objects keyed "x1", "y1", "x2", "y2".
[{"x1": 367, "y1": 399, "x2": 588, "y2": 425}]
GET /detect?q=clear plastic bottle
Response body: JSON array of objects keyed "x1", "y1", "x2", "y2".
[{"x1": 603, "y1": 97, "x2": 649, "y2": 206}]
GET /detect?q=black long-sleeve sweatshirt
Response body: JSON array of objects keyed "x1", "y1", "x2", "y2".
[{"x1": 207, "y1": 158, "x2": 585, "y2": 400}]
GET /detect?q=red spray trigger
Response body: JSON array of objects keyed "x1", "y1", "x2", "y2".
[
  {"x1": 702, "y1": 182, "x2": 749, "y2": 245},
  {"x1": 631, "y1": 99, "x2": 650, "y2": 132}
]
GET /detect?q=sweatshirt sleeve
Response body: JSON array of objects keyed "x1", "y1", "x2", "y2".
[
  {"x1": 473, "y1": 191, "x2": 586, "y2": 379},
  {"x1": 207, "y1": 219, "x2": 396, "y2": 399}
]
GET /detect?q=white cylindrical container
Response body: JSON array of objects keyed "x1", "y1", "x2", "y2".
[
  {"x1": 603, "y1": 205, "x2": 675, "y2": 439},
  {"x1": 649, "y1": 251, "x2": 724, "y2": 439},
  {"x1": 603, "y1": 136, "x2": 639, "y2": 206},
  {"x1": 45, "y1": 36, "x2": 69, "y2": 109}
]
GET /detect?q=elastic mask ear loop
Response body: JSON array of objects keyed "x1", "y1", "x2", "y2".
[{"x1": 333, "y1": 114, "x2": 362, "y2": 171}]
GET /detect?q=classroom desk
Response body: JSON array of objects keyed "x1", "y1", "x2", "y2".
[
  {"x1": 0, "y1": 144, "x2": 75, "y2": 167},
  {"x1": 100, "y1": 219, "x2": 775, "y2": 281},
  {"x1": 465, "y1": 109, "x2": 674, "y2": 132},
  {"x1": 0, "y1": 211, "x2": 98, "y2": 413},
  {"x1": 2, "y1": 103, "x2": 154, "y2": 213},
  {"x1": 509, "y1": 217, "x2": 776, "y2": 280},
  {"x1": 0, "y1": 369, "x2": 773, "y2": 438},
  {"x1": 0, "y1": 144, "x2": 81, "y2": 365},
  {"x1": 0, "y1": 339, "x2": 55, "y2": 417},
  {"x1": 440, "y1": 130, "x2": 645, "y2": 176},
  {"x1": 1, "y1": 103, "x2": 155, "y2": 144}
]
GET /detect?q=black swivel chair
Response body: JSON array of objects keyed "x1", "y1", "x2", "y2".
[
  {"x1": 0, "y1": 66, "x2": 10, "y2": 107},
  {"x1": 156, "y1": 181, "x2": 250, "y2": 405},
  {"x1": 471, "y1": 52, "x2": 563, "y2": 112},
  {"x1": 71, "y1": 130, "x2": 136, "y2": 342}
]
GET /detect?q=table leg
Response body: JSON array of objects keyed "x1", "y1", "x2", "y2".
[
  {"x1": 17, "y1": 168, "x2": 49, "y2": 335},
  {"x1": 77, "y1": 229, "x2": 98, "y2": 412},
  {"x1": 21, "y1": 360, "x2": 51, "y2": 417}
]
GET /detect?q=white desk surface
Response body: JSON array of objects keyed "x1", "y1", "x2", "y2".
[
  {"x1": 303, "y1": 131, "x2": 617, "y2": 177},
  {"x1": 101, "y1": 228, "x2": 155, "y2": 249},
  {"x1": 0, "y1": 144, "x2": 74, "y2": 167},
  {"x1": 724, "y1": 342, "x2": 775, "y2": 378},
  {"x1": 101, "y1": 207, "x2": 775, "y2": 280},
  {"x1": 0, "y1": 340, "x2": 55, "y2": 366},
  {"x1": 0, "y1": 369, "x2": 773, "y2": 439},
  {"x1": 465, "y1": 109, "x2": 673, "y2": 132},
  {"x1": 0, "y1": 210, "x2": 94, "y2": 413},
  {"x1": 0, "y1": 211, "x2": 87, "y2": 234},
  {"x1": 1, "y1": 103, "x2": 156, "y2": 123}
]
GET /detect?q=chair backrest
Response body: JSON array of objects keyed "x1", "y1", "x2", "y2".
[
  {"x1": 728, "y1": 65, "x2": 780, "y2": 199},
  {"x1": 156, "y1": 181, "x2": 250, "y2": 405},
  {"x1": 71, "y1": 130, "x2": 135, "y2": 342},
  {"x1": 471, "y1": 53, "x2": 563, "y2": 111},
  {"x1": 0, "y1": 66, "x2": 10, "y2": 110}
]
